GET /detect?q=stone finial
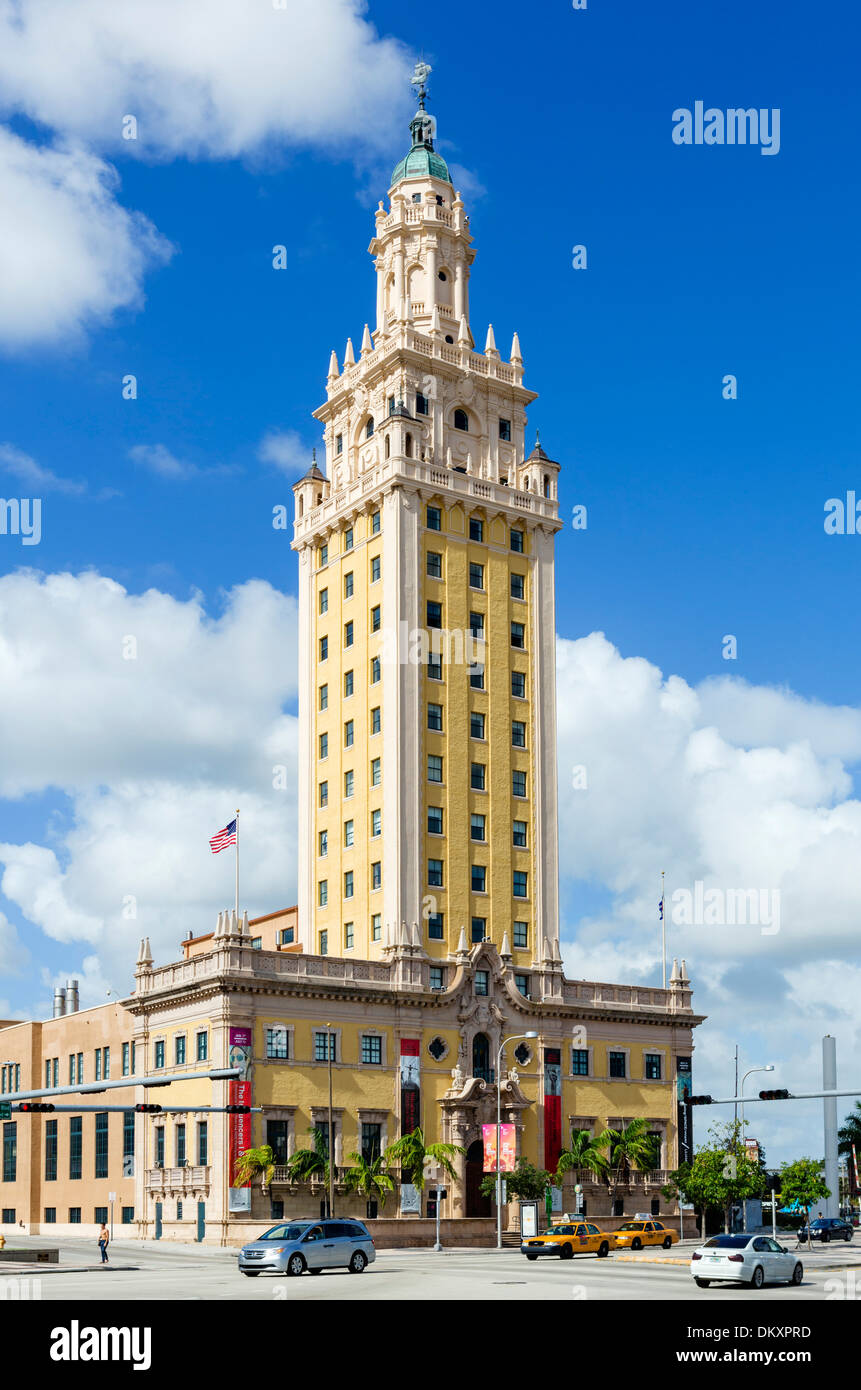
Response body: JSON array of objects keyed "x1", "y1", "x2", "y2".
[
  {"x1": 458, "y1": 314, "x2": 470, "y2": 347},
  {"x1": 543, "y1": 936, "x2": 552, "y2": 962},
  {"x1": 138, "y1": 937, "x2": 153, "y2": 968},
  {"x1": 327, "y1": 349, "x2": 339, "y2": 383},
  {"x1": 679, "y1": 958, "x2": 690, "y2": 983},
  {"x1": 484, "y1": 323, "x2": 498, "y2": 357},
  {"x1": 456, "y1": 925, "x2": 468, "y2": 955},
  {"x1": 241, "y1": 910, "x2": 249, "y2": 936},
  {"x1": 410, "y1": 921, "x2": 421, "y2": 948},
  {"x1": 431, "y1": 305, "x2": 441, "y2": 338},
  {"x1": 361, "y1": 323, "x2": 373, "y2": 356},
  {"x1": 343, "y1": 337, "x2": 356, "y2": 367},
  {"x1": 670, "y1": 957, "x2": 680, "y2": 984},
  {"x1": 510, "y1": 331, "x2": 523, "y2": 364},
  {"x1": 400, "y1": 919, "x2": 409, "y2": 947},
  {"x1": 500, "y1": 930, "x2": 511, "y2": 959}
]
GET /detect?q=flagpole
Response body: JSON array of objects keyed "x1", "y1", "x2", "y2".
[
  {"x1": 235, "y1": 808, "x2": 240, "y2": 919},
  {"x1": 661, "y1": 870, "x2": 666, "y2": 989}
]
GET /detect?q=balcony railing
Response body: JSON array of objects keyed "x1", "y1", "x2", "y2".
[{"x1": 146, "y1": 1165, "x2": 210, "y2": 1193}]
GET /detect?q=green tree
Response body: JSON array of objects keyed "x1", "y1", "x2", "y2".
[
  {"x1": 383, "y1": 1127, "x2": 465, "y2": 1190},
  {"x1": 480, "y1": 1158, "x2": 553, "y2": 1204},
  {"x1": 233, "y1": 1144, "x2": 275, "y2": 1193},
  {"x1": 662, "y1": 1122, "x2": 765, "y2": 1238},
  {"x1": 285, "y1": 1127, "x2": 332, "y2": 1186},
  {"x1": 779, "y1": 1157, "x2": 830, "y2": 1249},
  {"x1": 555, "y1": 1127, "x2": 612, "y2": 1186},
  {"x1": 342, "y1": 1151, "x2": 395, "y2": 1211}
]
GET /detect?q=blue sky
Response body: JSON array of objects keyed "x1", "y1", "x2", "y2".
[{"x1": 1, "y1": 0, "x2": 859, "y2": 1159}]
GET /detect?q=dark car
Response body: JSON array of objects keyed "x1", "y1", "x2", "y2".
[{"x1": 797, "y1": 1217, "x2": 853, "y2": 1243}]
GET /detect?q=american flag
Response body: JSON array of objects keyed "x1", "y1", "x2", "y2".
[{"x1": 209, "y1": 819, "x2": 237, "y2": 854}]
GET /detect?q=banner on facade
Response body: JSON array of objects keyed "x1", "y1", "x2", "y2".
[
  {"x1": 676, "y1": 1056, "x2": 692, "y2": 1165},
  {"x1": 482, "y1": 1123, "x2": 516, "y2": 1173},
  {"x1": 228, "y1": 1027, "x2": 252, "y2": 1197},
  {"x1": 400, "y1": 1182, "x2": 421, "y2": 1215},
  {"x1": 543, "y1": 1049, "x2": 562, "y2": 1172},
  {"x1": 400, "y1": 1038, "x2": 420, "y2": 1135}
]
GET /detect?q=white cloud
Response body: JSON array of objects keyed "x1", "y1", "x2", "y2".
[
  {"x1": 0, "y1": 0, "x2": 411, "y2": 161},
  {"x1": 0, "y1": 442, "x2": 86, "y2": 494},
  {"x1": 0, "y1": 910, "x2": 28, "y2": 976},
  {"x1": 556, "y1": 632, "x2": 861, "y2": 964},
  {"x1": 0, "y1": 126, "x2": 173, "y2": 351},
  {"x1": 128, "y1": 443, "x2": 237, "y2": 481},
  {"x1": 257, "y1": 429, "x2": 314, "y2": 477},
  {"x1": 0, "y1": 570, "x2": 299, "y2": 1008}
]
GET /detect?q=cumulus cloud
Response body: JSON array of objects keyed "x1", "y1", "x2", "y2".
[
  {"x1": 0, "y1": 126, "x2": 173, "y2": 351},
  {"x1": 0, "y1": 571, "x2": 299, "y2": 1002},
  {"x1": 0, "y1": 442, "x2": 86, "y2": 494},
  {"x1": 0, "y1": 0, "x2": 411, "y2": 161}
]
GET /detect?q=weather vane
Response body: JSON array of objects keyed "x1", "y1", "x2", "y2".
[{"x1": 411, "y1": 60, "x2": 432, "y2": 107}]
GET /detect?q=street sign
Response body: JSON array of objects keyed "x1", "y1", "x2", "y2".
[{"x1": 0, "y1": 1102, "x2": 10, "y2": 1120}]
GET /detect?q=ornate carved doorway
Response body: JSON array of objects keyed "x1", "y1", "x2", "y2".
[{"x1": 465, "y1": 1138, "x2": 491, "y2": 1217}]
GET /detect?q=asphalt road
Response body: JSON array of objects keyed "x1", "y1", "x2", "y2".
[{"x1": 1, "y1": 1242, "x2": 854, "y2": 1301}]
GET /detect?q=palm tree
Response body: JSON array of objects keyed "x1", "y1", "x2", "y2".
[
  {"x1": 285, "y1": 1127, "x2": 332, "y2": 1187},
  {"x1": 233, "y1": 1144, "x2": 275, "y2": 1193},
  {"x1": 839, "y1": 1101, "x2": 861, "y2": 1159},
  {"x1": 383, "y1": 1127, "x2": 465, "y2": 1190},
  {"x1": 555, "y1": 1127, "x2": 613, "y2": 1185},
  {"x1": 602, "y1": 1118, "x2": 658, "y2": 1203},
  {"x1": 343, "y1": 1151, "x2": 395, "y2": 1211}
]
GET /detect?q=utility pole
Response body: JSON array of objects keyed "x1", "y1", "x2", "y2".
[{"x1": 823, "y1": 1035, "x2": 838, "y2": 1219}]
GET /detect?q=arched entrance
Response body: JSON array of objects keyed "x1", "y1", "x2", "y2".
[
  {"x1": 465, "y1": 1139, "x2": 491, "y2": 1217},
  {"x1": 472, "y1": 1033, "x2": 491, "y2": 1082}
]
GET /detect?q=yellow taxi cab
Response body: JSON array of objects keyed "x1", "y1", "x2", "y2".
[
  {"x1": 613, "y1": 1219, "x2": 677, "y2": 1250},
  {"x1": 521, "y1": 1220, "x2": 612, "y2": 1260}
]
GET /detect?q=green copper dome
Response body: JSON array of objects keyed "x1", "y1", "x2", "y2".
[{"x1": 391, "y1": 143, "x2": 452, "y2": 186}]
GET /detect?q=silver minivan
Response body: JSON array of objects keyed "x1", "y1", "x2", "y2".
[{"x1": 239, "y1": 1219, "x2": 376, "y2": 1277}]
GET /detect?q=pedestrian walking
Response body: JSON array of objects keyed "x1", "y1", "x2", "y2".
[{"x1": 98, "y1": 1223, "x2": 110, "y2": 1264}]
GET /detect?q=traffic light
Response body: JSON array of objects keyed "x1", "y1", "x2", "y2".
[
  {"x1": 224, "y1": 1105, "x2": 251, "y2": 1114},
  {"x1": 18, "y1": 1103, "x2": 55, "y2": 1112},
  {"x1": 135, "y1": 1103, "x2": 163, "y2": 1114},
  {"x1": 759, "y1": 1089, "x2": 791, "y2": 1101},
  {"x1": 687, "y1": 1095, "x2": 713, "y2": 1106},
  {"x1": 0, "y1": 1102, "x2": 10, "y2": 1120}
]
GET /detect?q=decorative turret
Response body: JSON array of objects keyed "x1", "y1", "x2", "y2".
[{"x1": 520, "y1": 433, "x2": 560, "y2": 501}]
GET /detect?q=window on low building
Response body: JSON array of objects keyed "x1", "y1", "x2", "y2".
[
  {"x1": 572, "y1": 1049, "x2": 589, "y2": 1076},
  {"x1": 475, "y1": 970, "x2": 489, "y2": 996},
  {"x1": 609, "y1": 1051, "x2": 627, "y2": 1079},
  {"x1": 266, "y1": 1028, "x2": 289, "y2": 1060},
  {"x1": 361, "y1": 1036, "x2": 382, "y2": 1066},
  {"x1": 513, "y1": 920, "x2": 528, "y2": 950},
  {"x1": 428, "y1": 913, "x2": 444, "y2": 940},
  {"x1": 645, "y1": 1053, "x2": 662, "y2": 1081}
]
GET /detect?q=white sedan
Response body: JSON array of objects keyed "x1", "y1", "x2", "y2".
[{"x1": 691, "y1": 1234, "x2": 804, "y2": 1289}]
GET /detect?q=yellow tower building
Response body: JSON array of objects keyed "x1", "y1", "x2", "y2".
[{"x1": 293, "y1": 68, "x2": 562, "y2": 969}]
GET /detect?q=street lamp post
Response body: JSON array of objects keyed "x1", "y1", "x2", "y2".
[
  {"x1": 739, "y1": 1064, "x2": 773, "y2": 1232},
  {"x1": 496, "y1": 1031, "x2": 537, "y2": 1250}
]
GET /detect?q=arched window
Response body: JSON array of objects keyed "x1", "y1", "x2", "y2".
[
  {"x1": 454, "y1": 408, "x2": 469, "y2": 432},
  {"x1": 365, "y1": 417, "x2": 375, "y2": 439},
  {"x1": 544, "y1": 473, "x2": 550, "y2": 498},
  {"x1": 384, "y1": 434, "x2": 390, "y2": 459},
  {"x1": 472, "y1": 1033, "x2": 491, "y2": 1082},
  {"x1": 405, "y1": 432, "x2": 413, "y2": 458},
  {"x1": 298, "y1": 496, "x2": 304, "y2": 517}
]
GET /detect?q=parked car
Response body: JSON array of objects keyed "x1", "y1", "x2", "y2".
[
  {"x1": 613, "y1": 1219, "x2": 677, "y2": 1250},
  {"x1": 797, "y1": 1217, "x2": 853, "y2": 1243},
  {"x1": 238, "y1": 1219, "x2": 376, "y2": 1277},
  {"x1": 521, "y1": 1221, "x2": 612, "y2": 1260},
  {"x1": 691, "y1": 1234, "x2": 803, "y2": 1289}
]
